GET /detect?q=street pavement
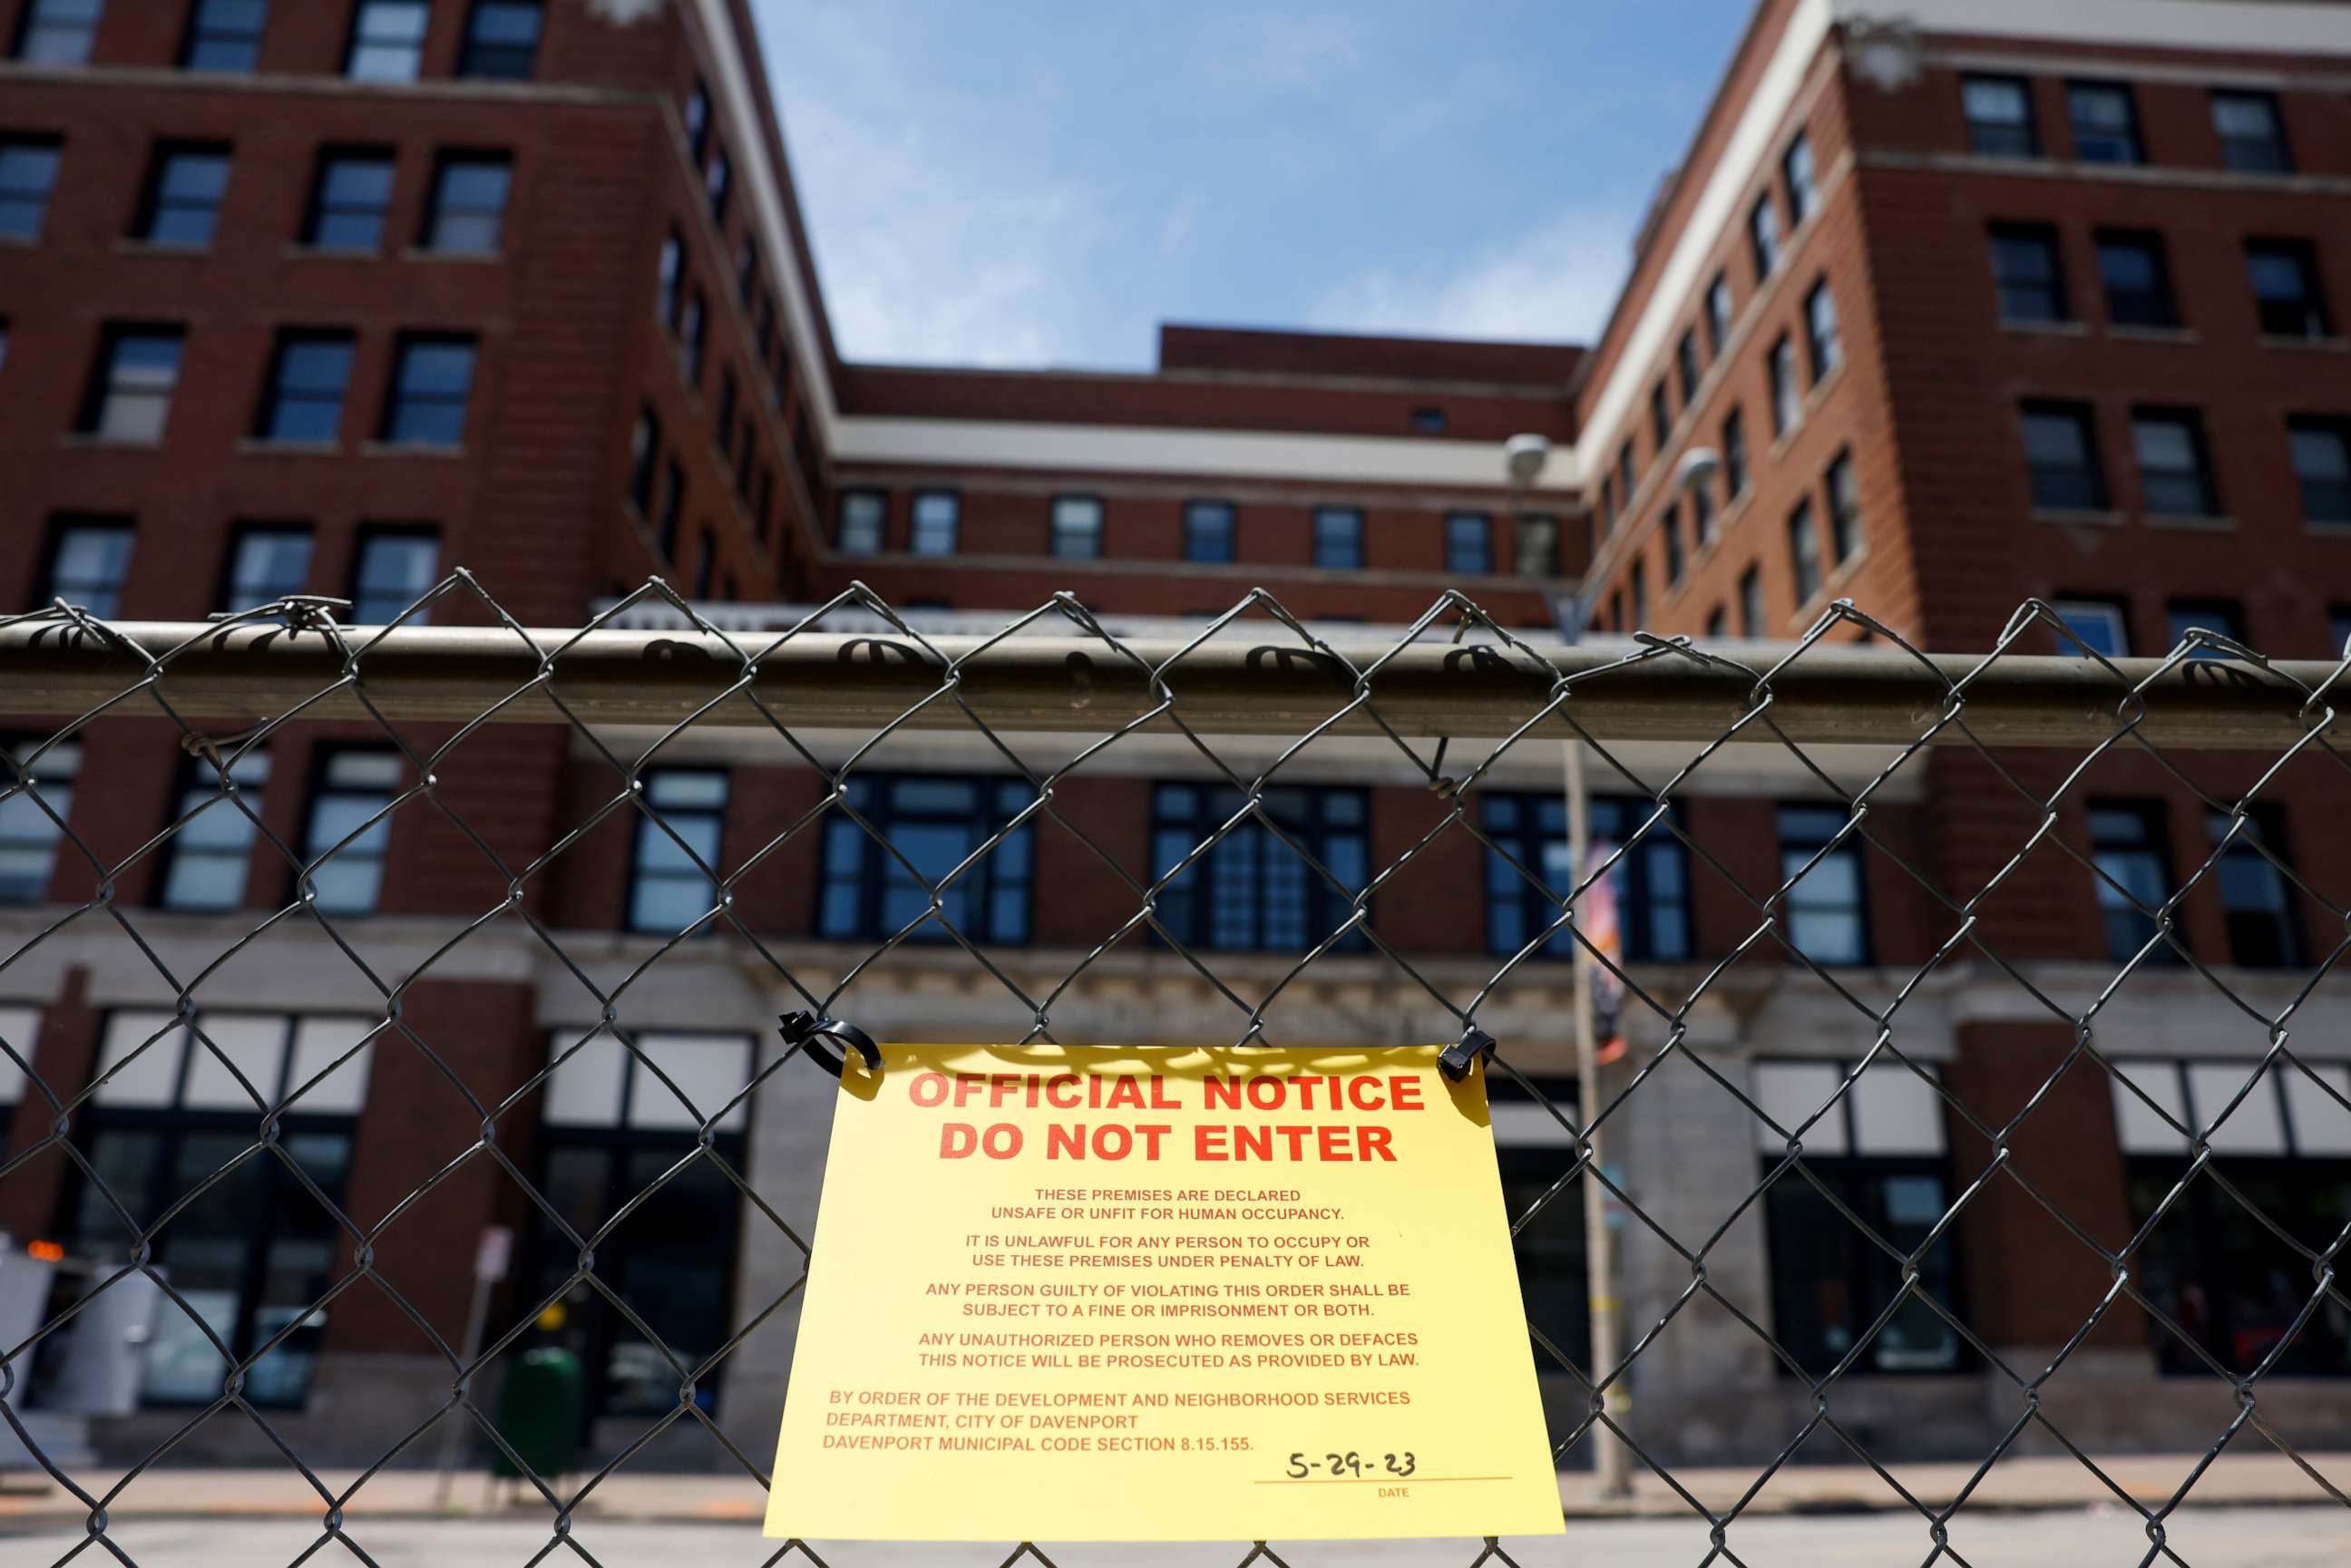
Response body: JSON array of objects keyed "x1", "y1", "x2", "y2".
[{"x1": 3, "y1": 1506, "x2": 2346, "y2": 1567}]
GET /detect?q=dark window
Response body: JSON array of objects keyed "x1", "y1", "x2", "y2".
[
  {"x1": 39, "y1": 517, "x2": 133, "y2": 616},
  {"x1": 2246, "y1": 239, "x2": 2332, "y2": 339},
  {"x1": 1705, "y1": 271, "x2": 1733, "y2": 356},
  {"x1": 818, "y1": 775, "x2": 1034, "y2": 946},
  {"x1": 522, "y1": 1031, "x2": 751, "y2": 1417},
  {"x1": 1779, "y1": 803, "x2": 1869, "y2": 966},
  {"x1": 2019, "y1": 400, "x2": 2107, "y2": 511},
  {"x1": 628, "y1": 405, "x2": 659, "y2": 513},
  {"x1": 1675, "y1": 328, "x2": 1700, "y2": 405},
  {"x1": 181, "y1": 0, "x2": 267, "y2": 71},
  {"x1": 1749, "y1": 192, "x2": 1780, "y2": 280},
  {"x1": 1481, "y1": 793, "x2": 1691, "y2": 962},
  {"x1": 1629, "y1": 558, "x2": 1648, "y2": 630},
  {"x1": 63, "y1": 1011, "x2": 367, "y2": 1407},
  {"x1": 2090, "y1": 800, "x2": 2179, "y2": 966},
  {"x1": 132, "y1": 141, "x2": 229, "y2": 246},
  {"x1": 2288, "y1": 417, "x2": 2351, "y2": 525},
  {"x1": 1183, "y1": 500, "x2": 1235, "y2": 563},
  {"x1": 657, "y1": 460, "x2": 684, "y2": 560},
  {"x1": 1962, "y1": 73, "x2": 2037, "y2": 158},
  {"x1": 1722, "y1": 406, "x2": 1750, "y2": 499},
  {"x1": 705, "y1": 145, "x2": 731, "y2": 226},
  {"x1": 1705, "y1": 606, "x2": 1727, "y2": 638},
  {"x1": 1761, "y1": 1065, "x2": 1962, "y2": 1376},
  {"x1": 837, "y1": 490, "x2": 884, "y2": 554},
  {"x1": 1599, "y1": 476, "x2": 1616, "y2": 535},
  {"x1": 2209, "y1": 807, "x2": 2306, "y2": 969},
  {"x1": 219, "y1": 525, "x2": 311, "y2": 614},
  {"x1": 381, "y1": 334, "x2": 475, "y2": 447},
  {"x1": 1050, "y1": 495, "x2": 1103, "y2": 560},
  {"x1": 0, "y1": 737, "x2": 76, "y2": 904},
  {"x1": 684, "y1": 80, "x2": 710, "y2": 162},
  {"x1": 78, "y1": 325, "x2": 183, "y2": 443},
  {"x1": 456, "y1": 0, "x2": 541, "y2": 79},
  {"x1": 2132, "y1": 407, "x2": 2219, "y2": 517},
  {"x1": 1989, "y1": 223, "x2": 2067, "y2": 322},
  {"x1": 2123, "y1": 1130, "x2": 2351, "y2": 1378},
  {"x1": 422, "y1": 151, "x2": 511, "y2": 253},
  {"x1": 1739, "y1": 565, "x2": 1763, "y2": 638},
  {"x1": 300, "y1": 749, "x2": 398, "y2": 916},
  {"x1": 1691, "y1": 468, "x2": 1717, "y2": 542},
  {"x1": 349, "y1": 529, "x2": 437, "y2": 626},
  {"x1": 301, "y1": 147, "x2": 393, "y2": 250},
  {"x1": 656, "y1": 228, "x2": 683, "y2": 330},
  {"x1": 254, "y1": 330, "x2": 353, "y2": 444},
  {"x1": 1768, "y1": 334, "x2": 1799, "y2": 437},
  {"x1": 159, "y1": 746, "x2": 268, "y2": 911},
  {"x1": 1151, "y1": 784, "x2": 1367, "y2": 954},
  {"x1": 2166, "y1": 599, "x2": 2242, "y2": 660},
  {"x1": 736, "y1": 235, "x2": 758, "y2": 304},
  {"x1": 15, "y1": 0, "x2": 102, "y2": 64},
  {"x1": 714, "y1": 369, "x2": 738, "y2": 457},
  {"x1": 1787, "y1": 499, "x2": 1821, "y2": 605},
  {"x1": 2066, "y1": 81, "x2": 2142, "y2": 164},
  {"x1": 1824, "y1": 449, "x2": 1861, "y2": 564},
  {"x1": 2211, "y1": 89, "x2": 2291, "y2": 173},
  {"x1": 1312, "y1": 506, "x2": 1364, "y2": 570},
  {"x1": 1782, "y1": 131, "x2": 1816, "y2": 226},
  {"x1": 628, "y1": 769, "x2": 727, "y2": 934},
  {"x1": 1650, "y1": 380, "x2": 1671, "y2": 453},
  {"x1": 679, "y1": 288, "x2": 706, "y2": 384},
  {"x1": 2053, "y1": 598, "x2": 2129, "y2": 659},
  {"x1": 731, "y1": 427, "x2": 751, "y2": 502},
  {"x1": 1516, "y1": 515, "x2": 1559, "y2": 579},
  {"x1": 1803, "y1": 279, "x2": 1841, "y2": 381},
  {"x1": 345, "y1": 0, "x2": 426, "y2": 82},
  {"x1": 690, "y1": 528, "x2": 712, "y2": 599},
  {"x1": 910, "y1": 491, "x2": 958, "y2": 556},
  {"x1": 1445, "y1": 511, "x2": 1492, "y2": 574},
  {"x1": 0, "y1": 135, "x2": 63, "y2": 241},
  {"x1": 1409, "y1": 405, "x2": 1447, "y2": 433},
  {"x1": 2096, "y1": 229, "x2": 2179, "y2": 328},
  {"x1": 1615, "y1": 441, "x2": 1634, "y2": 502}
]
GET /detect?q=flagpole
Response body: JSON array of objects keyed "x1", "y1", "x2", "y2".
[{"x1": 1565, "y1": 737, "x2": 1631, "y2": 1498}]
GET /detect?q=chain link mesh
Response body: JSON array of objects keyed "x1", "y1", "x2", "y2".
[{"x1": 1, "y1": 574, "x2": 2347, "y2": 1564}]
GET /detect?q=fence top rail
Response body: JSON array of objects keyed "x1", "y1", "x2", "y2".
[{"x1": 0, "y1": 618, "x2": 2340, "y2": 750}]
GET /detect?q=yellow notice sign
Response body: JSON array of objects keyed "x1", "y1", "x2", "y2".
[{"x1": 766, "y1": 1044, "x2": 1564, "y2": 1543}]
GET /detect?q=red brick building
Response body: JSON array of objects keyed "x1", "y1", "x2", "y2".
[{"x1": 1, "y1": 0, "x2": 2347, "y2": 1472}]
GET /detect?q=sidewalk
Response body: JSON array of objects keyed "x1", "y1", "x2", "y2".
[{"x1": 1, "y1": 1451, "x2": 2343, "y2": 1525}]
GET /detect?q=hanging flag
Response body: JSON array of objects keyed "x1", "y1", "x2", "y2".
[{"x1": 1582, "y1": 840, "x2": 1628, "y2": 1066}]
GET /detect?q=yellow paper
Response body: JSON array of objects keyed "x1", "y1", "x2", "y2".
[{"x1": 765, "y1": 1044, "x2": 1565, "y2": 1543}]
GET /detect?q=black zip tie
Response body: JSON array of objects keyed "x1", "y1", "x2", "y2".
[
  {"x1": 779, "y1": 1011, "x2": 881, "y2": 1078},
  {"x1": 1439, "y1": 1025, "x2": 1497, "y2": 1083}
]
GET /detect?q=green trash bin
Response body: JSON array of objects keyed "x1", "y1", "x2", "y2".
[{"x1": 492, "y1": 1343, "x2": 586, "y2": 1483}]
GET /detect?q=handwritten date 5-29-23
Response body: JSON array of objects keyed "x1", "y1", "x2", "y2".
[{"x1": 1287, "y1": 1450, "x2": 1416, "y2": 1479}]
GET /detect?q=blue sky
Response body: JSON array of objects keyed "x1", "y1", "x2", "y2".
[{"x1": 753, "y1": 1, "x2": 1754, "y2": 371}]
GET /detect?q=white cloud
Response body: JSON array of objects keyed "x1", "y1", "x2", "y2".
[
  {"x1": 756, "y1": 1, "x2": 1107, "y2": 367},
  {"x1": 1307, "y1": 207, "x2": 1639, "y2": 345}
]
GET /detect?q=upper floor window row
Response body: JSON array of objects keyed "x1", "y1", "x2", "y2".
[
  {"x1": 1983, "y1": 222, "x2": 2331, "y2": 342},
  {"x1": 1963, "y1": 73, "x2": 2299, "y2": 175},
  {"x1": 346, "y1": 1, "x2": 544, "y2": 83},
  {"x1": 831, "y1": 493, "x2": 1561, "y2": 578}
]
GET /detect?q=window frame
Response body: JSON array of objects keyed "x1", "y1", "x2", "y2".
[
  {"x1": 1787, "y1": 498, "x2": 1822, "y2": 606},
  {"x1": 2094, "y1": 229, "x2": 2180, "y2": 329},
  {"x1": 909, "y1": 490, "x2": 960, "y2": 557},
  {"x1": 78, "y1": 323, "x2": 185, "y2": 444},
  {"x1": 1444, "y1": 511, "x2": 1493, "y2": 575},
  {"x1": 36, "y1": 516, "x2": 134, "y2": 617},
  {"x1": 2052, "y1": 597, "x2": 2131, "y2": 660},
  {"x1": 299, "y1": 145, "x2": 394, "y2": 252},
  {"x1": 0, "y1": 134, "x2": 63, "y2": 242},
  {"x1": 455, "y1": 0, "x2": 543, "y2": 81},
  {"x1": 1803, "y1": 278, "x2": 1841, "y2": 382},
  {"x1": 1768, "y1": 334, "x2": 1800, "y2": 437},
  {"x1": 1781, "y1": 131, "x2": 1816, "y2": 226},
  {"x1": 131, "y1": 140, "x2": 231, "y2": 248},
  {"x1": 0, "y1": 735, "x2": 79, "y2": 906},
  {"x1": 2210, "y1": 88, "x2": 2292, "y2": 174},
  {"x1": 1479, "y1": 792, "x2": 1693, "y2": 964},
  {"x1": 816, "y1": 774, "x2": 1035, "y2": 947},
  {"x1": 2064, "y1": 79, "x2": 2143, "y2": 165},
  {"x1": 14, "y1": 0, "x2": 103, "y2": 65},
  {"x1": 1311, "y1": 505, "x2": 1365, "y2": 570},
  {"x1": 347, "y1": 526, "x2": 438, "y2": 627},
  {"x1": 253, "y1": 327, "x2": 355, "y2": 446},
  {"x1": 1777, "y1": 803, "x2": 1873, "y2": 968},
  {"x1": 1988, "y1": 222, "x2": 2068, "y2": 324},
  {"x1": 1183, "y1": 499, "x2": 1236, "y2": 564},
  {"x1": 343, "y1": 0, "x2": 427, "y2": 83},
  {"x1": 180, "y1": 0, "x2": 268, "y2": 72},
  {"x1": 218, "y1": 523, "x2": 314, "y2": 617},
  {"x1": 297, "y1": 746, "x2": 400, "y2": 917},
  {"x1": 1049, "y1": 493, "x2": 1104, "y2": 560},
  {"x1": 378, "y1": 332, "x2": 478, "y2": 449},
  {"x1": 1149, "y1": 783, "x2": 1369, "y2": 956},
  {"x1": 2018, "y1": 399, "x2": 2109, "y2": 512},
  {"x1": 2245, "y1": 239, "x2": 2332, "y2": 340},
  {"x1": 155, "y1": 744, "x2": 270, "y2": 913},
  {"x1": 2087, "y1": 797, "x2": 2180, "y2": 967},
  {"x1": 1962, "y1": 73, "x2": 2039, "y2": 159},
  {"x1": 627, "y1": 767, "x2": 729, "y2": 935},
  {"x1": 420, "y1": 149, "x2": 512, "y2": 255},
  {"x1": 1824, "y1": 449, "x2": 1861, "y2": 565},
  {"x1": 1748, "y1": 191, "x2": 1780, "y2": 282},
  {"x1": 2131, "y1": 405, "x2": 2221, "y2": 519},
  {"x1": 2287, "y1": 416, "x2": 2351, "y2": 526}
]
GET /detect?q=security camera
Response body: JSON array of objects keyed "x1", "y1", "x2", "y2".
[
  {"x1": 1676, "y1": 448, "x2": 1722, "y2": 492},
  {"x1": 1504, "y1": 433, "x2": 1553, "y2": 489}
]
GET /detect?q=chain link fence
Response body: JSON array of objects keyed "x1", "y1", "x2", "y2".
[{"x1": 1, "y1": 576, "x2": 2348, "y2": 1564}]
